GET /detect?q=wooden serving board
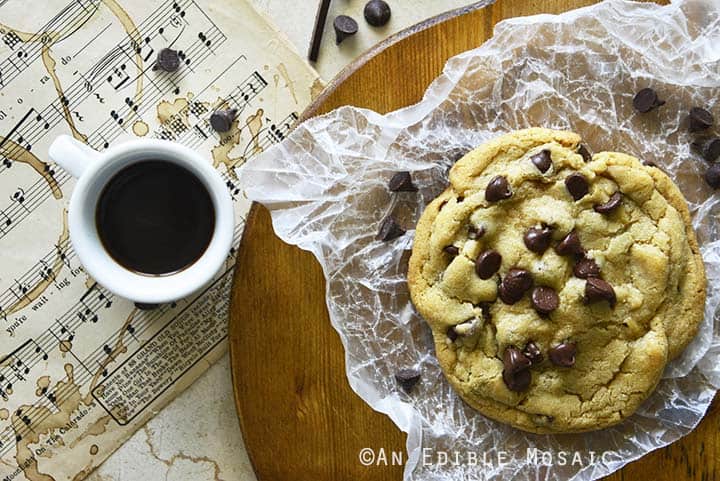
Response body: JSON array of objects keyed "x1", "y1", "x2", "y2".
[{"x1": 229, "y1": 1, "x2": 719, "y2": 480}]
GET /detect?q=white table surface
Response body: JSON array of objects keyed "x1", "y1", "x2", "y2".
[{"x1": 88, "y1": 1, "x2": 476, "y2": 480}]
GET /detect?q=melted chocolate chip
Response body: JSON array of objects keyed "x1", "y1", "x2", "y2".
[
  {"x1": 688, "y1": 107, "x2": 714, "y2": 132},
  {"x1": 388, "y1": 171, "x2": 418, "y2": 192},
  {"x1": 523, "y1": 341, "x2": 543, "y2": 365},
  {"x1": 485, "y1": 175, "x2": 512, "y2": 202},
  {"x1": 549, "y1": 342, "x2": 576, "y2": 367},
  {"x1": 499, "y1": 268, "x2": 533, "y2": 304},
  {"x1": 468, "y1": 225, "x2": 485, "y2": 240},
  {"x1": 503, "y1": 346, "x2": 532, "y2": 373},
  {"x1": 443, "y1": 245, "x2": 460, "y2": 256},
  {"x1": 395, "y1": 369, "x2": 421, "y2": 393},
  {"x1": 530, "y1": 150, "x2": 552, "y2": 173},
  {"x1": 574, "y1": 257, "x2": 601, "y2": 279},
  {"x1": 478, "y1": 302, "x2": 492, "y2": 322},
  {"x1": 555, "y1": 230, "x2": 584, "y2": 257},
  {"x1": 565, "y1": 173, "x2": 589, "y2": 201},
  {"x1": 377, "y1": 216, "x2": 405, "y2": 241},
  {"x1": 584, "y1": 277, "x2": 616, "y2": 307},
  {"x1": 633, "y1": 88, "x2": 665, "y2": 113},
  {"x1": 475, "y1": 250, "x2": 502, "y2": 279},
  {"x1": 446, "y1": 326, "x2": 458, "y2": 342},
  {"x1": 524, "y1": 225, "x2": 553, "y2": 253},
  {"x1": 577, "y1": 144, "x2": 592, "y2": 163},
  {"x1": 502, "y1": 368, "x2": 531, "y2": 392},
  {"x1": 594, "y1": 192, "x2": 622, "y2": 214},
  {"x1": 531, "y1": 286, "x2": 559, "y2": 314}
]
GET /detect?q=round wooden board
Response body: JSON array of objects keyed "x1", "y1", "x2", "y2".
[{"x1": 229, "y1": 1, "x2": 719, "y2": 480}]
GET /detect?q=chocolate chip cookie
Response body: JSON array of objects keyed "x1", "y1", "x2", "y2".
[{"x1": 408, "y1": 128, "x2": 706, "y2": 433}]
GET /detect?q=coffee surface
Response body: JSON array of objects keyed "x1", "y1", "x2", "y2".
[{"x1": 96, "y1": 160, "x2": 215, "y2": 275}]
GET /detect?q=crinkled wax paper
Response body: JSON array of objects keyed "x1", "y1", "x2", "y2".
[{"x1": 238, "y1": 1, "x2": 720, "y2": 479}]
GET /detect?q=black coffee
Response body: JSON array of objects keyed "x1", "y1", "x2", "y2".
[{"x1": 96, "y1": 161, "x2": 215, "y2": 275}]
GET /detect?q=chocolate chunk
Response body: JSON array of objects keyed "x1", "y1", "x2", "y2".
[
  {"x1": 531, "y1": 286, "x2": 559, "y2": 314},
  {"x1": 555, "y1": 230, "x2": 584, "y2": 257},
  {"x1": 388, "y1": 171, "x2": 418, "y2": 192},
  {"x1": 446, "y1": 326, "x2": 458, "y2": 342},
  {"x1": 443, "y1": 245, "x2": 460, "y2": 256},
  {"x1": 574, "y1": 257, "x2": 601, "y2": 279},
  {"x1": 468, "y1": 225, "x2": 485, "y2": 240},
  {"x1": 334, "y1": 15, "x2": 358, "y2": 44},
  {"x1": 693, "y1": 137, "x2": 720, "y2": 162},
  {"x1": 395, "y1": 369, "x2": 421, "y2": 393},
  {"x1": 364, "y1": 0, "x2": 391, "y2": 27},
  {"x1": 475, "y1": 250, "x2": 502, "y2": 279},
  {"x1": 522, "y1": 341, "x2": 543, "y2": 365},
  {"x1": 153, "y1": 48, "x2": 180, "y2": 72},
  {"x1": 485, "y1": 175, "x2": 512, "y2": 202},
  {"x1": 377, "y1": 216, "x2": 405, "y2": 241},
  {"x1": 523, "y1": 225, "x2": 552, "y2": 254},
  {"x1": 502, "y1": 368, "x2": 531, "y2": 392},
  {"x1": 633, "y1": 88, "x2": 665, "y2": 113},
  {"x1": 584, "y1": 277, "x2": 616, "y2": 307},
  {"x1": 705, "y1": 164, "x2": 720, "y2": 189},
  {"x1": 549, "y1": 342, "x2": 576, "y2": 367},
  {"x1": 688, "y1": 107, "x2": 714, "y2": 132},
  {"x1": 530, "y1": 150, "x2": 552, "y2": 173},
  {"x1": 577, "y1": 144, "x2": 592, "y2": 163},
  {"x1": 499, "y1": 268, "x2": 533, "y2": 304},
  {"x1": 209, "y1": 108, "x2": 238, "y2": 133},
  {"x1": 594, "y1": 192, "x2": 622, "y2": 214},
  {"x1": 503, "y1": 346, "x2": 532, "y2": 373},
  {"x1": 565, "y1": 173, "x2": 589, "y2": 201}
]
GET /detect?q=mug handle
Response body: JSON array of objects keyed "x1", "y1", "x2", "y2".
[{"x1": 48, "y1": 135, "x2": 102, "y2": 178}]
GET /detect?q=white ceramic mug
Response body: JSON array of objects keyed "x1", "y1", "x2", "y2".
[{"x1": 48, "y1": 135, "x2": 234, "y2": 304}]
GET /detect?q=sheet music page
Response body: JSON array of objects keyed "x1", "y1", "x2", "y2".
[{"x1": 0, "y1": 1, "x2": 319, "y2": 479}]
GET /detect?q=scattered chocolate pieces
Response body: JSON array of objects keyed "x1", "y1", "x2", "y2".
[
  {"x1": 395, "y1": 369, "x2": 421, "y2": 393},
  {"x1": 577, "y1": 144, "x2": 592, "y2": 163},
  {"x1": 688, "y1": 107, "x2": 714, "y2": 132},
  {"x1": 499, "y1": 268, "x2": 533, "y2": 304},
  {"x1": 531, "y1": 286, "x2": 559, "y2": 315},
  {"x1": 705, "y1": 164, "x2": 720, "y2": 189},
  {"x1": 446, "y1": 326, "x2": 458, "y2": 342},
  {"x1": 522, "y1": 341, "x2": 543, "y2": 365},
  {"x1": 523, "y1": 225, "x2": 553, "y2": 254},
  {"x1": 633, "y1": 88, "x2": 665, "y2": 113},
  {"x1": 485, "y1": 175, "x2": 512, "y2": 202},
  {"x1": 364, "y1": 0, "x2": 391, "y2": 27},
  {"x1": 584, "y1": 277, "x2": 617, "y2": 307},
  {"x1": 475, "y1": 250, "x2": 502, "y2": 279},
  {"x1": 443, "y1": 245, "x2": 459, "y2": 256},
  {"x1": 565, "y1": 173, "x2": 589, "y2": 201},
  {"x1": 468, "y1": 225, "x2": 485, "y2": 240},
  {"x1": 693, "y1": 137, "x2": 720, "y2": 162},
  {"x1": 377, "y1": 216, "x2": 405, "y2": 241},
  {"x1": 549, "y1": 342, "x2": 576, "y2": 367},
  {"x1": 574, "y1": 257, "x2": 601, "y2": 279},
  {"x1": 555, "y1": 230, "x2": 584, "y2": 257},
  {"x1": 334, "y1": 15, "x2": 358, "y2": 44},
  {"x1": 530, "y1": 150, "x2": 552, "y2": 173},
  {"x1": 209, "y1": 108, "x2": 238, "y2": 133},
  {"x1": 388, "y1": 171, "x2": 418, "y2": 192},
  {"x1": 153, "y1": 48, "x2": 180, "y2": 72},
  {"x1": 593, "y1": 192, "x2": 622, "y2": 214},
  {"x1": 502, "y1": 346, "x2": 532, "y2": 391}
]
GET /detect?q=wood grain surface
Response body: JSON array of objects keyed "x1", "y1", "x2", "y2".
[{"x1": 229, "y1": 1, "x2": 719, "y2": 480}]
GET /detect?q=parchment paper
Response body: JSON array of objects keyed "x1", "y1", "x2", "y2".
[{"x1": 239, "y1": 1, "x2": 720, "y2": 479}]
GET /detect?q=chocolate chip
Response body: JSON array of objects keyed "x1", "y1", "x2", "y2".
[
  {"x1": 688, "y1": 107, "x2": 714, "y2": 132},
  {"x1": 153, "y1": 48, "x2": 180, "y2": 72},
  {"x1": 633, "y1": 88, "x2": 665, "y2": 113},
  {"x1": 364, "y1": 0, "x2": 391, "y2": 27},
  {"x1": 468, "y1": 225, "x2": 485, "y2": 240},
  {"x1": 334, "y1": 15, "x2": 358, "y2": 44},
  {"x1": 523, "y1": 225, "x2": 552, "y2": 254},
  {"x1": 485, "y1": 175, "x2": 512, "y2": 202},
  {"x1": 705, "y1": 164, "x2": 720, "y2": 189},
  {"x1": 565, "y1": 173, "x2": 589, "y2": 201},
  {"x1": 693, "y1": 137, "x2": 720, "y2": 162},
  {"x1": 377, "y1": 216, "x2": 405, "y2": 241},
  {"x1": 522, "y1": 341, "x2": 543, "y2": 365},
  {"x1": 594, "y1": 192, "x2": 622, "y2": 214},
  {"x1": 499, "y1": 268, "x2": 533, "y2": 304},
  {"x1": 454, "y1": 318, "x2": 481, "y2": 337},
  {"x1": 443, "y1": 245, "x2": 459, "y2": 256},
  {"x1": 503, "y1": 346, "x2": 532, "y2": 373},
  {"x1": 643, "y1": 160, "x2": 658, "y2": 168},
  {"x1": 478, "y1": 302, "x2": 492, "y2": 322},
  {"x1": 584, "y1": 277, "x2": 616, "y2": 307},
  {"x1": 530, "y1": 150, "x2": 552, "y2": 173},
  {"x1": 577, "y1": 144, "x2": 592, "y2": 163},
  {"x1": 388, "y1": 171, "x2": 418, "y2": 192},
  {"x1": 395, "y1": 369, "x2": 421, "y2": 393},
  {"x1": 531, "y1": 286, "x2": 559, "y2": 314},
  {"x1": 446, "y1": 326, "x2": 458, "y2": 342},
  {"x1": 502, "y1": 368, "x2": 531, "y2": 392},
  {"x1": 209, "y1": 108, "x2": 238, "y2": 133},
  {"x1": 573, "y1": 257, "x2": 601, "y2": 279},
  {"x1": 475, "y1": 250, "x2": 502, "y2": 279},
  {"x1": 555, "y1": 230, "x2": 584, "y2": 257},
  {"x1": 549, "y1": 342, "x2": 576, "y2": 367}
]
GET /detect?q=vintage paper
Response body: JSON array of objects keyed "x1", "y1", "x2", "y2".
[{"x1": 0, "y1": 1, "x2": 318, "y2": 480}]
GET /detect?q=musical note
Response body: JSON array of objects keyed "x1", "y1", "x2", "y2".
[
  {"x1": 11, "y1": 279, "x2": 29, "y2": 301},
  {"x1": 2, "y1": 31, "x2": 21, "y2": 49},
  {"x1": 33, "y1": 343, "x2": 48, "y2": 362},
  {"x1": 2, "y1": 157, "x2": 10, "y2": 169},
  {"x1": 107, "y1": 64, "x2": 130, "y2": 90},
  {"x1": 55, "y1": 243, "x2": 70, "y2": 268}
]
